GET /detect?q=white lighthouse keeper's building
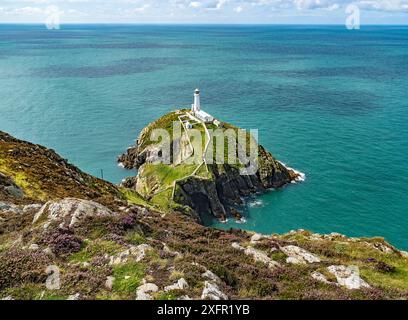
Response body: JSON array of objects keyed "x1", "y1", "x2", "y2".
[{"x1": 191, "y1": 89, "x2": 214, "y2": 123}]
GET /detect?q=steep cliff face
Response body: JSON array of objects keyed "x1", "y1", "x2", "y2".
[
  {"x1": 0, "y1": 131, "x2": 122, "y2": 208},
  {"x1": 119, "y1": 111, "x2": 299, "y2": 220}
]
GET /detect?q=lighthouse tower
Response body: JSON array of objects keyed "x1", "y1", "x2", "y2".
[{"x1": 192, "y1": 88, "x2": 201, "y2": 113}]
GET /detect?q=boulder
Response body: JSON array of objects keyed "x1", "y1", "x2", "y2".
[
  {"x1": 311, "y1": 271, "x2": 333, "y2": 285},
  {"x1": 280, "y1": 245, "x2": 321, "y2": 264},
  {"x1": 67, "y1": 293, "x2": 81, "y2": 300},
  {"x1": 0, "y1": 173, "x2": 24, "y2": 198},
  {"x1": 0, "y1": 201, "x2": 22, "y2": 214},
  {"x1": 109, "y1": 244, "x2": 151, "y2": 265},
  {"x1": 136, "y1": 283, "x2": 158, "y2": 300},
  {"x1": 105, "y1": 276, "x2": 115, "y2": 291},
  {"x1": 28, "y1": 244, "x2": 39, "y2": 251},
  {"x1": 327, "y1": 265, "x2": 371, "y2": 290},
  {"x1": 232, "y1": 242, "x2": 280, "y2": 269},
  {"x1": 250, "y1": 233, "x2": 263, "y2": 244},
  {"x1": 201, "y1": 281, "x2": 228, "y2": 300},
  {"x1": 33, "y1": 198, "x2": 116, "y2": 228},
  {"x1": 202, "y1": 270, "x2": 221, "y2": 283},
  {"x1": 164, "y1": 278, "x2": 189, "y2": 291}
]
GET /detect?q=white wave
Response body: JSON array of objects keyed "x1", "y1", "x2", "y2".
[
  {"x1": 278, "y1": 161, "x2": 306, "y2": 183},
  {"x1": 235, "y1": 217, "x2": 247, "y2": 224},
  {"x1": 248, "y1": 199, "x2": 264, "y2": 208},
  {"x1": 117, "y1": 162, "x2": 125, "y2": 168}
]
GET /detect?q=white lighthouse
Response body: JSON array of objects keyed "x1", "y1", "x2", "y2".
[
  {"x1": 192, "y1": 88, "x2": 201, "y2": 113},
  {"x1": 190, "y1": 88, "x2": 214, "y2": 123}
]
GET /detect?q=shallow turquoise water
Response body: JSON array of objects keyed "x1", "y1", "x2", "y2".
[{"x1": 0, "y1": 25, "x2": 407, "y2": 249}]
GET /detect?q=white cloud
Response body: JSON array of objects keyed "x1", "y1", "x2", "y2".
[
  {"x1": 356, "y1": 0, "x2": 408, "y2": 12},
  {"x1": 234, "y1": 5, "x2": 244, "y2": 12},
  {"x1": 189, "y1": 1, "x2": 203, "y2": 8},
  {"x1": 133, "y1": 3, "x2": 150, "y2": 13}
]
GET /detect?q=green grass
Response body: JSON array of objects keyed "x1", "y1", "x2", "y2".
[
  {"x1": 2, "y1": 284, "x2": 67, "y2": 300},
  {"x1": 125, "y1": 231, "x2": 147, "y2": 246},
  {"x1": 120, "y1": 187, "x2": 152, "y2": 207},
  {"x1": 139, "y1": 111, "x2": 183, "y2": 150},
  {"x1": 70, "y1": 240, "x2": 124, "y2": 263},
  {"x1": 143, "y1": 164, "x2": 197, "y2": 188},
  {"x1": 112, "y1": 261, "x2": 146, "y2": 297},
  {"x1": 150, "y1": 188, "x2": 187, "y2": 213},
  {"x1": 154, "y1": 291, "x2": 180, "y2": 300}
]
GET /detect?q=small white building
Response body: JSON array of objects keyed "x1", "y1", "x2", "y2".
[{"x1": 191, "y1": 89, "x2": 214, "y2": 123}]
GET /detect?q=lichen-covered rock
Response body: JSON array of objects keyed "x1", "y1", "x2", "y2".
[
  {"x1": 164, "y1": 278, "x2": 189, "y2": 291},
  {"x1": 109, "y1": 244, "x2": 151, "y2": 265},
  {"x1": 201, "y1": 281, "x2": 228, "y2": 300},
  {"x1": 232, "y1": 242, "x2": 280, "y2": 269},
  {"x1": 105, "y1": 276, "x2": 115, "y2": 291},
  {"x1": 33, "y1": 198, "x2": 116, "y2": 228},
  {"x1": 280, "y1": 245, "x2": 321, "y2": 264},
  {"x1": 327, "y1": 265, "x2": 371, "y2": 290},
  {"x1": 67, "y1": 293, "x2": 81, "y2": 300},
  {"x1": 311, "y1": 271, "x2": 333, "y2": 285},
  {"x1": 136, "y1": 283, "x2": 158, "y2": 300},
  {"x1": 0, "y1": 173, "x2": 24, "y2": 199}
]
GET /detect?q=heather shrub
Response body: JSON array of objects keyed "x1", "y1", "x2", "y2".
[
  {"x1": 121, "y1": 213, "x2": 138, "y2": 231},
  {"x1": 74, "y1": 215, "x2": 124, "y2": 240},
  {"x1": 62, "y1": 267, "x2": 108, "y2": 297},
  {"x1": 0, "y1": 249, "x2": 51, "y2": 290},
  {"x1": 42, "y1": 229, "x2": 82, "y2": 256}
]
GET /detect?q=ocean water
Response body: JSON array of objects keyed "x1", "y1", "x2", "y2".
[{"x1": 0, "y1": 24, "x2": 407, "y2": 249}]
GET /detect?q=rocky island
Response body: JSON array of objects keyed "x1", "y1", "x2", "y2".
[
  {"x1": 1, "y1": 130, "x2": 408, "y2": 300},
  {"x1": 118, "y1": 108, "x2": 301, "y2": 222}
]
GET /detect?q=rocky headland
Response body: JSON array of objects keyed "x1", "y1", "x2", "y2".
[{"x1": 118, "y1": 110, "x2": 301, "y2": 221}]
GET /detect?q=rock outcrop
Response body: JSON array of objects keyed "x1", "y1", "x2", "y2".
[
  {"x1": 327, "y1": 265, "x2": 371, "y2": 290},
  {"x1": 0, "y1": 173, "x2": 24, "y2": 199},
  {"x1": 33, "y1": 198, "x2": 116, "y2": 228}
]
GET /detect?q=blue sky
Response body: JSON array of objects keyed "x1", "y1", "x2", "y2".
[{"x1": 0, "y1": 0, "x2": 407, "y2": 24}]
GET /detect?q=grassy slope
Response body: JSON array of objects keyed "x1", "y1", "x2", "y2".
[
  {"x1": 1, "y1": 131, "x2": 408, "y2": 300},
  {"x1": 0, "y1": 131, "x2": 122, "y2": 207}
]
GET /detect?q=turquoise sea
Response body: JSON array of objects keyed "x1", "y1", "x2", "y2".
[{"x1": 0, "y1": 24, "x2": 407, "y2": 249}]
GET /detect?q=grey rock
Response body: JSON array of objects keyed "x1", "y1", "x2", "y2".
[
  {"x1": 280, "y1": 245, "x2": 321, "y2": 264},
  {"x1": 201, "y1": 281, "x2": 228, "y2": 300},
  {"x1": 327, "y1": 265, "x2": 371, "y2": 290},
  {"x1": 109, "y1": 244, "x2": 151, "y2": 265},
  {"x1": 0, "y1": 173, "x2": 24, "y2": 198},
  {"x1": 67, "y1": 293, "x2": 81, "y2": 300},
  {"x1": 136, "y1": 283, "x2": 158, "y2": 300},
  {"x1": 105, "y1": 276, "x2": 115, "y2": 291},
  {"x1": 33, "y1": 198, "x2": 116, "y2": 228},
  {"x1": 164, "y1": 278, "x2": 189, "y2": 292},
  {"x1": 232, "y1": 242, "x2": 280, "y2": 269}
]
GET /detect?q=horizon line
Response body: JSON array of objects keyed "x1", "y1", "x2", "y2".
[{"x1": 1, "y1": 22, "x2": 408, "y2": 26}]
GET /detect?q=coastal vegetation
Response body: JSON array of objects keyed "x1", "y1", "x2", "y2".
[{"x1": 1, "y1": 128, "x2": 408, "y2": 300}]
